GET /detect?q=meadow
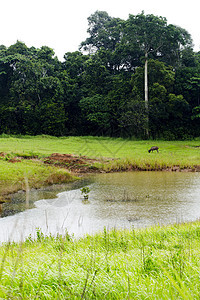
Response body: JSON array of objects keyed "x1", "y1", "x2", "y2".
[
  {"x1": 1, "y1": 135, "x2": 200, "y2": 162},
  {"x1": 0, "y1": 222, "x2": 200, "y2": 299}
]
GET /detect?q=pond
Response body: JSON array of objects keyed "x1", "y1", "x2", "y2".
[{"x1": 0, "y1": 171, "x2": 200, "y2": 243}]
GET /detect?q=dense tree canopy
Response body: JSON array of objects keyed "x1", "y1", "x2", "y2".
[{"x1": 0, "y1": 12, "x2": 200, "y2": 139}]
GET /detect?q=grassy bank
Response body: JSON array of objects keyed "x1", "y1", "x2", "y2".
[
  {"x1": 0, "y1": 222, "x2": 200, "y2": 299},
  {"x1": 0, "y1": 159, "x2": 76, "y2": 200},
  {"x1": 0, "y1": 135, "x2": 200, "y2": 198}
]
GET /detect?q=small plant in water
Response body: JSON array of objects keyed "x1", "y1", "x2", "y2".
[{"x1": 80, "y1": 186, "x2": 90, "y2": 200}]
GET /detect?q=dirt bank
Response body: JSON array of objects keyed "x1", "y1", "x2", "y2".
[
  {"x1": 42, "y1": 153, "x2": 200, "y2": 173},
  {"x1": 43, "y1": 153, "x2": 102, "y2": 173},
  {"x1": 43, "y1": 153, "x2": 200, "y2": 173},
  {"x1": 2, "y1": 151, "x2": 200, "y2": 173}
]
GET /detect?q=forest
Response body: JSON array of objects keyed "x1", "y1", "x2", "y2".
[{"x1": 0, "y1": 11, "x2": 200, "y2": 140}]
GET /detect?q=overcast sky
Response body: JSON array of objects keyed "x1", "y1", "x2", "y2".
[{"x1": 1, "y1": 0, "x2": 199, "y2": 60}]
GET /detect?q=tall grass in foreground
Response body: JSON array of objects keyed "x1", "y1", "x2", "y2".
[{"x1": 1, "y1": 222, "x2": 200, "y2": 299}]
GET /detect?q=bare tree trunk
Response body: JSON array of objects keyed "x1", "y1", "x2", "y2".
[{"x1": 144, "y1": 51, "x2": 149, "y2": 138}]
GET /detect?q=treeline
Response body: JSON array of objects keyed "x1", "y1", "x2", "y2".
[{"x1": 0, "y1": 11, "x2": 200, "y2": 139}]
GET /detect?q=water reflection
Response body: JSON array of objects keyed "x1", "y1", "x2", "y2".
[
  {"x1": 0, "y1": 172, "x2": 200, "y2": 243},
  {"x1": 1, "y1": 179, "x2": 89, "y2": 217}
]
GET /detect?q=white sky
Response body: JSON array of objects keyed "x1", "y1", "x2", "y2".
[{"x1": 1, "y1": 0, "x2": 199, "y2": 61}]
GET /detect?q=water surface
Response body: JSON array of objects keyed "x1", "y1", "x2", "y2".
[{"x1": 0, "y1": 172, "x2": 199, "y2": 243}]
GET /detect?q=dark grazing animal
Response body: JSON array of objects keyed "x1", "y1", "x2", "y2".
[{"x1": 148, "y1": 146, "x2": 159, "y2": 153}]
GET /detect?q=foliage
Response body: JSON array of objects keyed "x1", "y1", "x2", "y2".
[
  {"x1": 0, "y1": 11, "x2": 199, "y2": 139},
  {"x1": 80, "y1": 186, "x2": 91, "y2": 200}
]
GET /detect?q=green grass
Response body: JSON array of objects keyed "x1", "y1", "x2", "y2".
[
  {"x1": 0, "y1": 135, "x2": 199, "y2": 197},
  {"x1": 0, "y1": 159, "x2": 76, "y2": 198},
  {"x1": 1, "y1": 222, "x2": 200, "y2": 299},
  {"x1": 0, "y1": 134, "x2": 199, "y2": 162}
]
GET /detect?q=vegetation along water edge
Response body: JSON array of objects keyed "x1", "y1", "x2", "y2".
[{"x1": 0, "y1": 135, "x2": 200, "y2": 201}]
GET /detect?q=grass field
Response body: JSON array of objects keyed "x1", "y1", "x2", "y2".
[
  {"x1": 0, "y1": 135, "x2": 200, "y2": 198},
  {"x1": 0, "y1": 134, "x2": 200, "y2": 165},
  {"x1": 1, "y1": 222, "x2": 200, "y2": 299},
  {"x1": 0, "y1": 135, "x2": 200, "y2": 160}
]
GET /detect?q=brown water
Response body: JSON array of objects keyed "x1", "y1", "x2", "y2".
[{"x1": 0, "y1": 172, "x2": 199, "y2": 242}]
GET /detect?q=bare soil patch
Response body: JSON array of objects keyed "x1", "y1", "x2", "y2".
[{"x1": 43, "y1": 153, "x2": 101, "y2": 173}]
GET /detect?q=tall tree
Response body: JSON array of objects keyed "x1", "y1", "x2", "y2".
[
  {"x1": 124, "y1": 12, "x2": 192, "y2": 136},
  {"x1": 80, "y1": 11, "x2": 123, "y2": 53},
  {"x1": 130, "y1": 59, "x2": 191, "y2": 138}
]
